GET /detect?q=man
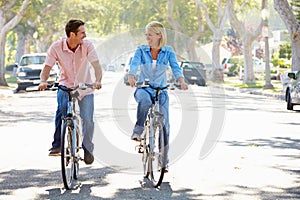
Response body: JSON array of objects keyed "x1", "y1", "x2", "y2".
[{"x1": 38, "y1": 19, "x2": 102, "y2": 165}]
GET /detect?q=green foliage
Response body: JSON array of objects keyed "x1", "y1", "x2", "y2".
[
  {"x1": 5, "y1": 32, "x2": 17, "y2": 65},
  {"x1": 278, "y1": 42, "x2": 291, "y2": 59},
  {"x1": 291, "y1": 0, "x2": 300, "y2": 22}
]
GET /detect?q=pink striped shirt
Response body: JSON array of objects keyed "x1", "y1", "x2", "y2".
[{"x1": 45, "y1": 38, "x2": 99, "y2": 99}]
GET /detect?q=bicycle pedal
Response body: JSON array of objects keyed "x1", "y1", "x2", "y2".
[{"x1": 135, "y1": 144, "x2": 144, "y2": 153}]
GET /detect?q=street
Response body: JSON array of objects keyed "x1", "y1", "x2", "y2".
[{"x1": 0, "y1": 71, "x2": 300, "y2": 200}]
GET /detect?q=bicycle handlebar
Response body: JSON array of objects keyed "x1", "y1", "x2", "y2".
[
  {"x1": 136, "y1": 82, "x2": 169, "y2": 91},
  {"x1": 46, "y1": 82, "x2": 94, "y2": 92}
]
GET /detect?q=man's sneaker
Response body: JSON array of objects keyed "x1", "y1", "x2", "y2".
[
  {"x1": 48, "y1": 146, "x2": 61, "y2": 156},
  {"x1": 131, "y1": 132, "x2": 142, "y2": 141},
  {"x1": 84, "y1": 149, "x2": 94, "y2": 165}
]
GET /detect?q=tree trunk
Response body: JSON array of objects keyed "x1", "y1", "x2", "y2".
[
  {"x1": 15, "y1": 31, "x2": 26, "y2": 63},
  {"x1": 227, "y1": 0, "x2": 264, "y2": 83},
  {"x1": 196, "y1": 0, "x2": 227, "y2": 82},
  {"x1": 0, "y1": 33, "x2": 8, "y2": 86},
  {"x1": 274, "y1": 0, "x2": 300, "y2": 71},
  {"x1": 0, "y1": 0, "x2": 31, "y2": 86},
  {"x1": 243, "y1": 38, "x2": 255, "y2": 82}
]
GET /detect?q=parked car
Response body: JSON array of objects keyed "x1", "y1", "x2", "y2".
[
  {"x1": 15, "y1": 53, "x2": 59, "y2": 92},
  {"x1": 221, "y1": 57, "x2": 237, "y2": 75},
  {"x1": 123, "y1": 56, "x2": 137, "y2": 85},
  {"x1": 284, "y1": 71, "x2": 300, "y2": 110},
  {"x1": 222, "y1": 56, "x2": 274, "y2": 76},
  {"x1": 179, "y1": 61, "x2": 206, "y2": 86},
  {"x1": 107, "y1": 65, "x2": 116, "y2": 72}
]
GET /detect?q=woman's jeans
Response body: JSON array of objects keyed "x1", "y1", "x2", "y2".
[
  {"x1": 52, "y1": 88, "x2": 95, "y2": 153},
  {"x1": 133, "y1": 87, "x2": 170, "y2": 164}
]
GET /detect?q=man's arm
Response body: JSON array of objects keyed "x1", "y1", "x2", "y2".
[
  {"x1": 38, "y1": 65, "x2": 52, "y2": 90},
  {"x1": 91, "y1": 60, "x2": 103, "y2": 90}
]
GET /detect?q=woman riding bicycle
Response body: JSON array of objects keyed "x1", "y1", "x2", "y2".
[{"x1": 128, "y1": 21, "x2": 188, "y2": 172}]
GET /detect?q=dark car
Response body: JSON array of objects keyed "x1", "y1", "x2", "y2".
[
  {"x1": 15, "y1": 53, "x2": 59, "y2": 92},
  {"x1": 179, "y1": 61, "x2": 206, "y2": 86},
  {"x1": 284, "y1": 71, "x2": 300, "y2": 110}
]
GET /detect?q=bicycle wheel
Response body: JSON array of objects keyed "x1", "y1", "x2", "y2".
[
  {"x1": 142, "y1": 126, "x2": 150, "y2": 178},
  {"x1": 73, "y1": 117, "x2": 81, "y2": 180},
  {"x1": 61, "y1": 120, "x2": 74, "y2": 189},
  {"x1": 149, "y1": 122, "x2": 167, "y2": 187}
]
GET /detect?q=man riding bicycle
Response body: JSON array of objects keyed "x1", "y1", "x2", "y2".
[{"x1": 38, "y1": 19, "x2": 102, "y2": 165}]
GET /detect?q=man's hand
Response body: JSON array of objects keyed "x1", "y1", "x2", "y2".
[
  {"x1": 177, "y1": 77, "x2": 188, "y2": 90},
  {"x1": 38, "y1": 82, "x2": 48, "y2": 91},
  {"x1": 39, "y1": 65, "x2": 51, "y2": 91},
  {"x1": 128, "y1": 74, "x2": 136, "y2": 87},
  {"x1": 93, "y1": 81, "x2": 102, "y2": 90}
]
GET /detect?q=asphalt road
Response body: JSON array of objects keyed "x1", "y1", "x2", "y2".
[{"x1": 0, "y1": 72, "x2": 300, "y2": 200}]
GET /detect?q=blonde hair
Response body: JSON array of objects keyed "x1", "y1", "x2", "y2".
[{"x1": 145, "y1": 21, "x2": 167, "y2": 48}]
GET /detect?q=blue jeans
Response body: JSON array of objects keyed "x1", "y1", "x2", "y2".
[
  {"x1": 133, "y1": 88, "x2": 170, "y2": 164},
  {"x1": 52, "y1": 88, "x2": 95, "y2": 153}
]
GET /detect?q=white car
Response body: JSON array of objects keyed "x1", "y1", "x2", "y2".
[
  {"x1": 222, "y1": 56, "x2": 274, "y2": 76},
  {"x1": 15, "y1": 53, "x2": 59, "y2": 92}
]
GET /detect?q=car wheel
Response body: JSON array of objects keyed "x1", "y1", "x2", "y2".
[
  {"x1": 287, "y1": 91, "x2": 294, "y2": 110},
  {"x1": 197, "y1": 80, "x2": 206, "y2": 86}
]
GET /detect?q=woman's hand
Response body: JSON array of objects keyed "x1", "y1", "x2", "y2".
[
  {"x1": 177, "y1": 77, "x2": 188, "y2": 90},
  {"x1": 128, "y1": 74, "x2": 136, "y2": 87}
]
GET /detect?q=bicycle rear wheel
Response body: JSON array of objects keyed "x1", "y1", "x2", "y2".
[
  {"x1": 61, "y1": 120, "x2": 74, "y2": 189},
  {"x1": 149, "y1": 123, "x2": 167, "y2": 187}
]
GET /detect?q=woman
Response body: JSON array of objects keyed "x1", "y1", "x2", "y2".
[{"x1": 128, "y1": 21, "x2": 188, "y2": 172}]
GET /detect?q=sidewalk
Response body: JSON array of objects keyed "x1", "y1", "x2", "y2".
[{"x1": 218, "y1": 76, "x2": 286, "y2": 101}]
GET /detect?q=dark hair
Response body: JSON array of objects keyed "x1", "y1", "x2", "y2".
[{"x1": 65, "y1": 19, "x2": 85, "y2": 37}]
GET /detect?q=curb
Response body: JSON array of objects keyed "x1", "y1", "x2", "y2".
[{"x1": 213, "y1": 84, "x2": 285, "y2": 101}]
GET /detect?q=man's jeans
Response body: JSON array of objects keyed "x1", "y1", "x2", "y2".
[
  {"x1": 133, "y1": 87, "x2": 170, "y2": 164},
  {"x1": 52, "y1": 88, "x2": 95, "y2": 153}
]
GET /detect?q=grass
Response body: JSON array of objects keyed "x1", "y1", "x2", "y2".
[
  {"x1": 1, "y1": 73, "x2": 17, "y2": 89},
  {"x1": 222, "y1": 76, "x2": 284, "y2": 93}
]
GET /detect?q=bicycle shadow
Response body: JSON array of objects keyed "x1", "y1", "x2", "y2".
[
  {"x1": 110, "y1": 177, "x2": 201, "y2": 200},
  {"x1": 41, "y1": 166, "x2": 115, "y2": 200}
]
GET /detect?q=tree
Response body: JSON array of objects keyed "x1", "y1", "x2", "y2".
[
  {"x1": 0, "y1": 0, "x2": 31, "y2": 86},
  {"x1": 226, "y1": 0, "x2": 265, "y2": 83},
  {"x1": 195, "y1": 0, "x2": 228, "y2": 81},
  {"x1": 274, "y1": 0, "x2": 300, "y2": 71}
]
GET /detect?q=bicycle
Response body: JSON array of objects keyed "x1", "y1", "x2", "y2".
[
  {"x1": 135, "y1": 81, "x2": 172, "y2": 188},
  {"x1": 48, "y1": 83, "x2": 93, "y2": 190}
]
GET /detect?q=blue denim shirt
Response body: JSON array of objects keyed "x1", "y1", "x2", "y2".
[{"x1": 129, "y1": 45, "x2": 183, "y2": 87}]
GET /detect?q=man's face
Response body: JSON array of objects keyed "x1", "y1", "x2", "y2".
[{"x1": 72, "y1": 25, "x2": 86, "y2": 44}]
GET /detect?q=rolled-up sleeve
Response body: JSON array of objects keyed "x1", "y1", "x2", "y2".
[
  {"x1": 168, "y1": 47, "x2": 184, "y2": 80},
  {"x1": 128, "y1": 47, "x2": 142, "y2": 75}
]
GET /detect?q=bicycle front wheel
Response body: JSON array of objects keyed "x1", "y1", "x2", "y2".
[
  {"x1": 61, "y1": 120, "x2": 75, "y2": 190},
  {"x1": 149, "y1": 123, "x2": 167, "y2": 188}
]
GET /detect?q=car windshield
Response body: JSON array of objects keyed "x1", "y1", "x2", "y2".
[
  {"x1": 183, "y1": 62, "x2": 205, "y2": 69},
  {"x1": 20, "y1": 55, "x2": 46, "y2": 66}
]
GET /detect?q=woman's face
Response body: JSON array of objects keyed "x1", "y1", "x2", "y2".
[{"x1": 145, "y1": 29, "x2": 161, "y2": 48}]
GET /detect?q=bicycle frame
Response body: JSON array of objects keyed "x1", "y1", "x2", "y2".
[
  {"x1": 63, "y1": 90, "x2": 80, "y2": 158},
  {"x1": 137, "y1": 82, "x2": 169, "y2": 188},
  {"x1": 55, "y1": 83, "x2": 93, "y2": 189}
]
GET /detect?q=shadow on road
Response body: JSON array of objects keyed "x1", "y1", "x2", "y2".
[
  {"x1": 0, "y1": 166, "x2": 201, "y2": 200},
  {"x1": 219, "y1": 136, "x2": 300, "y2": 199}
]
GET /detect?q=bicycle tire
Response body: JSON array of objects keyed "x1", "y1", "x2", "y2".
[
  {"x1": 61, "y1": 120, "x2": 74, "y2": 189},
  {"x1": 142, "y1": 125, "x2": 150, "y2": 178},
  {"x1": 149, "y1": 122, "x2": 167, "y2": 187},
  {"x1": 73, "y1": 117, "x2": 81, "y2": 180}
]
